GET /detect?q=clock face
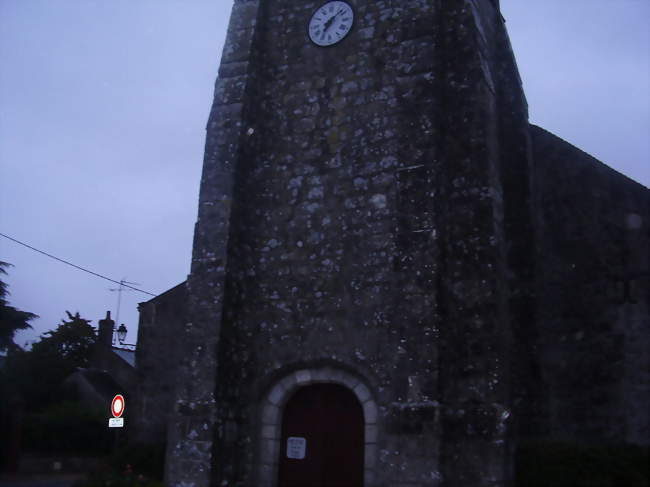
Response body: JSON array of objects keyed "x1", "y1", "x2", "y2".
[{"x1": 308, "y1": 1, "x2": 354, "y2": 47}]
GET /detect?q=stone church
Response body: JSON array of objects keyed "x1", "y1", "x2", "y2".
[{"x1": 133, "y1": 0, "x2": 649, "y2": 486}]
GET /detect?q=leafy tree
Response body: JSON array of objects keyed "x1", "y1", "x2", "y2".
[
  {"x1": 31, "y1": 311, "x2": 97, "y2": 368},
  {"x1": 0, "y1": 261, "x2": 37, "y2": 352},
  {"x1": 1, "y1": 312, "x2": 105, "y2": 461},
  {"x1": 1, "y1": 311, "x2": 97, "y2": 411}
]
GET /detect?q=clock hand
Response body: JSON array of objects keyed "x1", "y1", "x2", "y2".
[
  {"x1": 324, "y1": 15, "x2": 336, "y2": 31},
  {"x1": 324, "y1": 8, "x2": 346, "y2": 32}
]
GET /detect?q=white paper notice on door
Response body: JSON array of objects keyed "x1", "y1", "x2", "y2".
[{"x1": 286, "y1": 436, "x2": 306, "y2": 459}]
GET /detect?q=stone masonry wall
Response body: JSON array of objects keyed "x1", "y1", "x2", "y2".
[
  {"x1": 218, "y1": 0, "x2": 446, "y2": 482},
  {"x1": 133, "y1": 283, "x2": 187, "y2": 445},
  {"x1": 195, "y1": 1, "x2": 532, "y2": 486},
  {"x1": 164, "y1": 1, "x2": 262, "y2": 485},
  {"x1": 531, "y1": 125, "x2": 650, "y2": 445}
]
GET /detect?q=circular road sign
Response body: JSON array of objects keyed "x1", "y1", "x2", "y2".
[{"x1": 111, "y1": 394, "x2": 125, "y2": 418}]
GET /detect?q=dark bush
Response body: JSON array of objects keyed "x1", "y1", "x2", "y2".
[
  {"x1": 22, "y1": 401, "x2": 112, "y2": 455},
  {"x1": 516, "y1": 441, "x2": 650, "y2": 487},
  {"x1": 74, "y1": 445, "x2": 166, "y2": 487},
  {"x1": 76, "y1": 467, "x2": 163, "y2": 487},
  {"x1": 109, "y1": 443, "x2": 166, "y2": 480}
]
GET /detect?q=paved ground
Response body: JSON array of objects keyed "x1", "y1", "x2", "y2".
[{"x1": 0, "y1": 474, "x2": 85, "y2": 487}]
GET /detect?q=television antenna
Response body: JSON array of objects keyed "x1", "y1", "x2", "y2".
[{"x1": 109, "y1": 278, "x2": 140, "y2": 333}]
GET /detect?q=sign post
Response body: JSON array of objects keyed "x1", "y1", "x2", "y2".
[
  {"x1": 109, "y1": 394, "x2": 125, "y2": 428},
  {"x1": 109, "y1": 394, "x2": 125, "y2": 457}
]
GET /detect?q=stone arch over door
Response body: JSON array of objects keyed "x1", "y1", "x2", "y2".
[{"x1": 257, "y1": 367, "x2": 379, "y2": 487}]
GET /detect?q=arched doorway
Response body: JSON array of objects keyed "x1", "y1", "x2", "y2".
[{"x1": 278, "y1": 384, "x2": 364, "y2": 487}]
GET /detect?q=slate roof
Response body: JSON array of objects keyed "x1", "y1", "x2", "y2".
[{"x1": 112, "y1": 348, "x2": 136, "y2": 367}]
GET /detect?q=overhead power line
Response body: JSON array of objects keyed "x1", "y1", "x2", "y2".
[{"x1": 0, "y1": 232, "x2": 156, "y2": 296}]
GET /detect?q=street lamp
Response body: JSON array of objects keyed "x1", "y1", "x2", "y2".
[{"x1": 116, "y1": 324, "x2": 128, "y2": 344}]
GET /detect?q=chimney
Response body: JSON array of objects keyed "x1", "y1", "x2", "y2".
[{"x1": 98, "y1": 310, "x2": 114, "y2": 347}]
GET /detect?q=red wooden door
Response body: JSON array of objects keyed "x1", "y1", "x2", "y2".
[{"x1": 278, "y1": 384, "x2": 364, "y2": 487}]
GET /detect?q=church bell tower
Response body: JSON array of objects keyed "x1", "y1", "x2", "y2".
[{"x1": 166, "y1": 0, "x2": 533, "y2": 485}]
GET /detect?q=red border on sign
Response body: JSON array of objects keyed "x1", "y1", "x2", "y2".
[{"x1": 111, "y1": 394, "x2": 125, "y2": 418}]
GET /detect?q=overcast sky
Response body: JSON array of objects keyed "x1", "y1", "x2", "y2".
[{"x1": 1, "y1": 0, "x2": 648, "y2": 349}]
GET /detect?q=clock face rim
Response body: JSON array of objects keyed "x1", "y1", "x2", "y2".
[{"x1": 308, "y1": 1, "x2": 355, "y2": 47}]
